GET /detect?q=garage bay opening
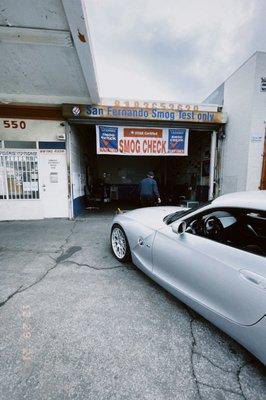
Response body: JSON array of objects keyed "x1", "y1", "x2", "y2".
[{"x1": 68, "y1": 123, "x2": 217, "y2": 217}]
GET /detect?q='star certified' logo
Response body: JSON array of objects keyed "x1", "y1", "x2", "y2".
[{"x1": 72, "y1": 106, "x2": 80, "y2": 116}]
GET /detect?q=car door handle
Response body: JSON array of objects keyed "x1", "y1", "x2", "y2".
[{"x1": 240, "y1": 269, "x2": 266, "y2": 290}]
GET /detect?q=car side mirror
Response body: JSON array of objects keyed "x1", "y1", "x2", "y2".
[{"x1": 171, "y1": 220, "x2": 187, "y2": 235}]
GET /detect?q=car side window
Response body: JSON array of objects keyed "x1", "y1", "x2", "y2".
[{"x1": 184, "y1": 207, "x2": 266, "y2": 257}]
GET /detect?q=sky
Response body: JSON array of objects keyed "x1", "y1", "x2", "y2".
[{"x1": 86, "y1": 0, "x2": 266, "y2": 103}]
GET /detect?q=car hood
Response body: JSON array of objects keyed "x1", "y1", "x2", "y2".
[{"x1": 124, "y1": 206, "x2": 186, "y2": 230}]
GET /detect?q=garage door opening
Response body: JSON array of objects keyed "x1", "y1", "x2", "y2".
[{"x1": 68, "y1": 123, "x2": 216, "y2": 216}]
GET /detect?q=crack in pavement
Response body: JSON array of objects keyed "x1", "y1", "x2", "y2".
[
  {"x1": 0, "y1": 221, "x2": 127, "y2": 308},
  {"x1": 59, "y1": 221, "x2": 77, "y2": 253},
  {"x1": 16, "y1": 260, "x2": 61, "y2": 295},
  {"x1": 0, "y1": 257, "x2": 60, "y2": 309},
  {"x1": 237, "y1": 363, "x2": 248, "y2": 400},
  {"x1": 0, "y1": 222, "x2": 78, "y2": 310},
  {"x1": 0, "y1": 285, "x2": 23, "y2": 308},
  {"x1": 185, "y1": 305, "x2": 249, "y2": 399},
  {"x1": 190, "y1": 335, "x2": 203, "y2": 399},
  {"x1": 185, "y1": 307, "x2": 203, "y2": 400},
  {"x1": 62, "y1": 259, "x2": 131, "y2": 271},
  {"x1": 197, "y1": 380, "x2": 243, "y2": 396},
  {"x1": 194, "y1": 350, "x2": 239, "y2": 374}
]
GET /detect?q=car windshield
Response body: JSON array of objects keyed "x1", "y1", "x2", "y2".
[{"x1": 164, "y1": 202, "x2": 211, "y2": 225}]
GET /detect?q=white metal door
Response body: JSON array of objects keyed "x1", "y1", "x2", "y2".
[{"x1": 39, "y1": 151, "x2": 68, "y2": 218}]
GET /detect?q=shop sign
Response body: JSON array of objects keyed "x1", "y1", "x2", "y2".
[
  {"x1": 250, "y1": 133, "x2": 263, "y2": 143},
  {"x1": 63, "y1": 104, "x2": 227, "y2": 124},
  {"x1": 96, "y1": 126, "x2": 189, "y2": 156},
  {"x1": 39, "y1": 149, "x2": 66, "y2": 154},
  {"x1": 260, "y1": 77, "x2": 266, "y2": 92}
]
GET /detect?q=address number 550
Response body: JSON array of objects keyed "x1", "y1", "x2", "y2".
[{"x1": 3, "y1": 120, "x2": 26, "y2": 129}]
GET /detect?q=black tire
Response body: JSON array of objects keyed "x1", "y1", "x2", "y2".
[{"x1": 110, "y1": 224, "x2": 131, "y2": 263}]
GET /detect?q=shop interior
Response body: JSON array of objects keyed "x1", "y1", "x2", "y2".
[{"x1": 71, "y1": 124, "x2": 213, "y2": 212}]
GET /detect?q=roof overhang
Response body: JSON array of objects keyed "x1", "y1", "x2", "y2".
[{"x1": 0, "y1": 0, "x2": 99, "y2": 106}]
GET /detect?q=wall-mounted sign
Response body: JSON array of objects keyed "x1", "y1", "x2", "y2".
[
  {"x1": 48, "y1": 158, "x2": 60, "y2": 170},
  {"x1": 22, "y1": 182, "x2": 39, "y2": 192},
  {"x1": 39, "y1": 149, "x2": 65, "y2": 154},
  {"x1": 63, "y1": 104, "x2": 227, "y2": 124},
  {"x1": 96, "y1": 125, "x2": 189, "y2": 156},
  {"x1": 250, "y1": 133, "x2": 263, "y2": 143},
  {"x1": 260, "y1": 77, "x2": 266, "y2": 92},
  {"x1": 50, "y1": 172, "x2": 58, "y2": 183}
]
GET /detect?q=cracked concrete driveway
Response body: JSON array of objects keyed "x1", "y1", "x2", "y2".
[{"x1": 0, "y1": 214, "x2": 265, "y2": 400}]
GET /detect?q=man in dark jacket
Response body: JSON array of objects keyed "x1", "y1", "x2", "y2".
[{"x1": 139, "y1": 171, "x2": 161, "y2": 207}]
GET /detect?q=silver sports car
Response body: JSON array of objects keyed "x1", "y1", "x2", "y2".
[{"x1": 110, "y1": 191, "x2": 266, "y2": 364}]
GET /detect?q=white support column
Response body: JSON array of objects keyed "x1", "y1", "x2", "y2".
[
  {"x1": 208, "y1": 131, "x2": 217, "y2": 200},
  {"x1": 65, "y1": 122, "x2": 74, "y2": 220}
]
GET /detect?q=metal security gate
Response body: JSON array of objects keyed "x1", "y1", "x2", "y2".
[{"x1": 0, "y1": 151, "x2": 39, "y2": 200}]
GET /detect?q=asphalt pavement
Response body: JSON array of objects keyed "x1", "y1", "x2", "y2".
[{"x1": 0, "y1": 213, "x2": 265, "y2": 400}]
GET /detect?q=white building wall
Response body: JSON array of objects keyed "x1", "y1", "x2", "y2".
[
  {"x1": 0, "y1": 119, "x2": 65, "y2": 141},
  {"x1": 0, "y1": 118, "x2": 68, "y2": 220},
  {"x1": 246, "y1": 52, "x2": 266, "y2": 190},
  {"x1": 221, "y1": 54, "x2": 257, "y2": 194}
]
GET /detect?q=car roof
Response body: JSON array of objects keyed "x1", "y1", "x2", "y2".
[{"x1": 211, "y1": 190, "x2": 266, "y2": 211}]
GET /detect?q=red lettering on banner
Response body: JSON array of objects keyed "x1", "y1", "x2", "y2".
[
  {"x1": 130, "y1": 140, "x2": 135, "y2": 153},
  {"x1": 143, "y1": 140, "x2": 147, "y2": 153},
  {"x1": 124, "y1": 140, "x2": 130, "y2": 153},
  {"x1": 118, "y1": 138, "x2": 168, "y2": 155}
]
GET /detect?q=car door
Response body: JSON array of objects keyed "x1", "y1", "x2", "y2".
[
  {"x1": 124, "y1": 219, "x2": 155, "y2": 272},
  {"x1": 152, "y1": 207, "x2": 266, "y2": 326}
]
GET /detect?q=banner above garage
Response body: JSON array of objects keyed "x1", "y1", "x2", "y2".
[
  {"x1": 63, "y1": 104, "x2": 227, "y2": 124},
  {"x1": 96, "y1": 125, "x2": 189, "y2": 156}
]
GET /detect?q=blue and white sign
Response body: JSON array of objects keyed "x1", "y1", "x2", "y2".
[
  {"x1": 98, "y1": 126, "x2": 118, "y2": 153},
  {"x1": 168, "y1": 128, "x2": 188, "y2": 154}
]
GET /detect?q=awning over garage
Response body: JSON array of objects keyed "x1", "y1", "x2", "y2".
[{"x1": 0, "y1": 0, "x2": 99, "y2": 105}]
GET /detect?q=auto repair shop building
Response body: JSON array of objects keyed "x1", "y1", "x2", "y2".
[
  {"x1": 2, "y1": 1, "x2": 264, "y2": 221},
  {"x1": 62, "y1": 100, "x2": 226, "y2": 217},
  {"x1": 0, "y1": 0, "x2": 228, "y2": 220}
]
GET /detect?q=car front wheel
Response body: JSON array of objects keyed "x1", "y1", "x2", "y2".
[{"x1": 111, "y1": 224, "x2": 131, "y2": 262}]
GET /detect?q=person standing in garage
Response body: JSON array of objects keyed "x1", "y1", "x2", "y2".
[{"x1": 139, "y1": 171, "x2": 161, "y2": 207}]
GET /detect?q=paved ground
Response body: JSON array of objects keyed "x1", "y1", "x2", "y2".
[{"x1": 0, "y1": 213, "x2": 265, "y2": 400}]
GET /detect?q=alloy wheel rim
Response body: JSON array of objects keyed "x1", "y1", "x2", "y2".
[{"x1": 112, "y1": 227, "x2": 126, "y2": 259}]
